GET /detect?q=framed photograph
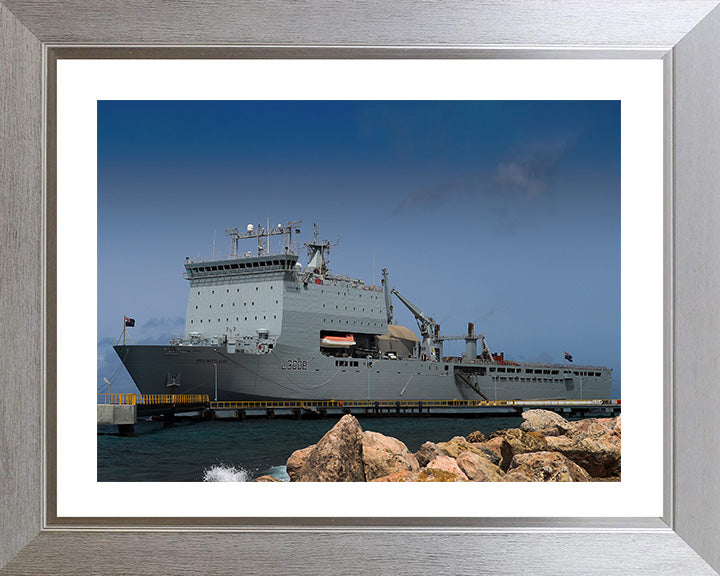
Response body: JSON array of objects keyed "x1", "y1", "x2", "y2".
[
  {"x1": 71, "y1": 61, "x2": 642, "y2": 514},
  {"x1": 2, "y1": 2, "x2": 720, "y2": 574}
]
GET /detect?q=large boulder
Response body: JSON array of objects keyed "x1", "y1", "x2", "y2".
[
  {"x1": 545, "y1": 433, "x2": 620, "y2": 478},
  {"x1": 565, "y1": 418, "x2": 615, "y2": 440},
  {"x1": 466, "y1": 430, "x2": 486, "y2": 443},
  {"x1": 362, "y1": 430, "x2": 419, "y2": 481},
  {"x1": 414, "y1": 441, "x2": 443, "y2": 468},
  {"x1": 491, "y1": 428, "x2": 549, "y2": 471},
  {"x1": 456, "y1": 451, "x2": 505, "y2": 482},
  {"x1": 287, "y1": 414, "x2": 366, "y2": 482},
  {"x1": 507, "y1": 451, "x2": 591, "y2": 482},
  {"x1": 436, "y1": 436, "x2": 503, "y2": 468},
  {"x1": 471, "y1": 437, "x2": 504, "y2": 467},
  {"x1": 425, "y1": 455, "x2": 469, "y2": 480},
  {"x1": 436, "y1": 436, "x2": 484, "y2": 459},
  {"x1": 286, "y1": 445, "x2": 315, "y2": 482},
  {"x1": 520, "y1": 409, "x2": 570, "y2": 436}
]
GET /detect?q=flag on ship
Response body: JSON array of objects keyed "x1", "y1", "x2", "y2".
[
  {"x1": 124, "y1": 316, "x2": 135, "y2": 327},
  {"x1": 564, "y1": 351, "x2": 573, "y2": 362}
]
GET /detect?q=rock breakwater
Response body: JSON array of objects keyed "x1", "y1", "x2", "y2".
[{"x1": 273, "y1": 409, "x2": 620, "y2": 482}]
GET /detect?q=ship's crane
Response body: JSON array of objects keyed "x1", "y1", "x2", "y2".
[
  {"x1": 436, "y1": 322, "x2": 495, "y2": 362},
  {"x1": 390, "y1": 288, "x2": 443, "y2": 361},
  {"x1": 390, "y1": 288, "x2": 495, "y2": 363}
]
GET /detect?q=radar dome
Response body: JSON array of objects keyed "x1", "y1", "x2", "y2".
[{"x1": 247, "y1": 224, "x2": 254, "y2": 232}]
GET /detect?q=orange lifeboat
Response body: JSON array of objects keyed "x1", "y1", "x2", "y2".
[{"x1": 320, "y1": 334, "x2": 356, "y2": 348}]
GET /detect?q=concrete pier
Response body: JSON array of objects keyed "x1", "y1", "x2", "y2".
[{"x1": 97, "y1": 404, "x2": 137, "y2": 436}]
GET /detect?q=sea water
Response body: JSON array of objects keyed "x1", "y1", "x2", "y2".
[{"x1": 97, "y1": 415, "x2": 528, "y2": 482}]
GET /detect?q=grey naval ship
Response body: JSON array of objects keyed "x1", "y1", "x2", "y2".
[{"x1": 114, "y1": 221, "x2": 612, "y2": 401}]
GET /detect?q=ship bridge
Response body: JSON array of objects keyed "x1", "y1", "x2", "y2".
[{"x1": 184, "y1": 253, "x2": 298, "y2": 279}]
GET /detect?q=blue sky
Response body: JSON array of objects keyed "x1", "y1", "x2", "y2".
[{"x1": 98, "y1": 100, "x2": 620, "y2": 396}]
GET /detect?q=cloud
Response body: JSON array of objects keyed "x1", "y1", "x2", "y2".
[
  {"x1": 493, "y1": 138, "x2": 571, "y2": 196},
  {"x1": 393, "y1": 135, "x2": 576, "y2": 217}
]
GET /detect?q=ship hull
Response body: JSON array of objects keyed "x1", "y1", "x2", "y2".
[{"x1": 114, "y1": 343, "x2": 612, "y2": 402}]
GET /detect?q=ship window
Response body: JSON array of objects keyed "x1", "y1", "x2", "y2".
[
  {"x1": 255, "y1": 316, "x2": 257, "y2": 320},
  {"x1": 273, "y1": 315, "x2": 276, "y2": 319},
  {"x1": 273, "y1": 260, "x2": 279, "y2": 265},
  {"x1": 232, "y1": 303, "x2": 235, "y2": 306},
  {"x1": 200, "y1": 320, "x2": 202, "y2": 323},
  {"x1": 276, "y1": 300, "x2": 278, "y2": 304},
  {"x1": 209, "y1": 305, "x2": 212, "y2": 308},
  {"x1": 253, "y1": 262, "x2": 259, "y2": 267},
  {"x1": 221, "y1": 304, "x2": 223, "y2": 307},
  {"x1": 190, "y1": 320, "x2": 193, "y2": 324},
  {"x1": 227, "y1": 289, "x2": 229, "y2": 293},
  {"x1": 212, "y1": 290, "x2": 215, "y2": 294},
  {"x1": 256, "y1": 287, "x2": 258, "y2": 291},
  {"x1": 239, "y1": 264, "x2": 246, "y2": 269},
  {"x1": 498, "y1": 368, "x2": 506, "y2": 373},
  {"x1": 231, "y1": 264, "x2": 238, "y2": 269},
  {"x1": 198, "y1": 291, "x2": 200, "y2": 295},
  {"x1": 490, "y1": 368, "x2": 496, "y2": 372},
  {"x1": 195, "y1": 306, "x2": 198, "y2": 309}
]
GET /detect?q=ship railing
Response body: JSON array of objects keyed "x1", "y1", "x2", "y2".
[
  {"x1": 98, "y1": 393, "x2": 210, "y2": 405},
  {"x1": 447, "y1": 358, "x2": 608, "y2": 371},
  {"x1": 325, "y1": 273, "x2": 383, "y2": 291}
]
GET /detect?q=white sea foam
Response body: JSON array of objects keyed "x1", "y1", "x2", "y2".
[{"x1": 202, "y1": 464, "x2": 250, "y2": 482}]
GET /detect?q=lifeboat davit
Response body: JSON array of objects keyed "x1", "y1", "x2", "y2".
[{"x1": 320, "y1": 334, "x2": 356, "y2": 348}]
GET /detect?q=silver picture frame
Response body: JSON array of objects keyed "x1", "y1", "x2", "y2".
[{"x1": 2, "y1": 1, "x2": 720, "y2": 574}]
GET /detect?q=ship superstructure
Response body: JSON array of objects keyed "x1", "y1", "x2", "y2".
[{"x1": 114, "y1": 221, "x2": 612, "y2": 401}]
